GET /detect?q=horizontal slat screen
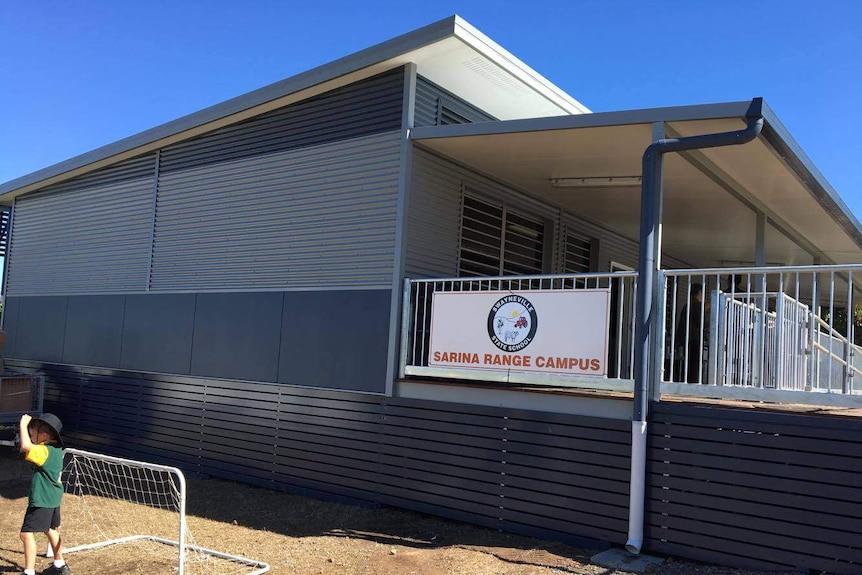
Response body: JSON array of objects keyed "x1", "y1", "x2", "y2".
[
  {"x1": 10, "y1": 360, "x2": 628, "y2": 547},
  {"x1": 646, "y1": 402, "x2": 862, "y2": 574},
  {"x1": 20, "y1": 359, "x2": 862, "y2": 571}
]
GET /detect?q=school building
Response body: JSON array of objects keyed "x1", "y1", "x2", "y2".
[{"x1": 1, "y1": 16, "x2": 861, "y2": 573}]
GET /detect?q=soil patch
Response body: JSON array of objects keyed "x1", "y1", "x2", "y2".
[{"x1": 0, "y1": 446, "x2": 801, "y2": 575}]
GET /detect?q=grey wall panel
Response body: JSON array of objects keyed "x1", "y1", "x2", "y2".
[
  {"x1": 190, "y1": 292, "x2": 284, "y2": 382},
  {"x1": 2, "y1": 296, "x2": 20, "y2": 358},
  {"x1": 414, "y1": 75, "x2": 496, "y2": 128},
  {"x1": 159, "y1": 69, "x2": 404, "y2": 174},
  {"x1": 278, "y1": 290, "x2": 391, "y2": 393},
  {"x1": 62, "y1": 295, "x2": 125, "y2": 368},
  {"x1": 7, "y1": 289, "x2": 389, "y2": 392},
  {"x1": 6, "y1": 154, "x2": 156, "y2": 296},
  {"x1": 151, "y1": 131, "x2": 402, "y2": 290},
  {"x1": 120, "y1": 293, "x2": 196, "y2": 374},
  {"x1": 13, "y1": 297, "x2": 67, "y2": 362}
]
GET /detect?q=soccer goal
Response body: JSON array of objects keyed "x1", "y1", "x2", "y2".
[{"x1": 59, "y1": 448, "x2": 269, "y2": 575}]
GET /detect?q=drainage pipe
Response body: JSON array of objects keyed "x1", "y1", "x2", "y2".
[{"x1": 626, "y1": 98, "x2": 763, "y2": 555}]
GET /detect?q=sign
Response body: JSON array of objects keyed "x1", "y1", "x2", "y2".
[{"x1": 428, "y1": 289, "x2": 611, "y2": 376}]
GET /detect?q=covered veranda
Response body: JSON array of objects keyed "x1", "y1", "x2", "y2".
[{"x1": 402, "y1": 98, "x2": 862, "y2": 408}]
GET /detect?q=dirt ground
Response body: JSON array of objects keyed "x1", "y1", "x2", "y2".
[{"x1": 0, "y1": 446, "x2": 804, "y2": 575}]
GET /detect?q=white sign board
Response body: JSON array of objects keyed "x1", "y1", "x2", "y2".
[{"x1": 428, "y1": 289, "x2": 611, "y2": 377}]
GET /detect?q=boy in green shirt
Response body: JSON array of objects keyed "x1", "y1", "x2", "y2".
[{"x1": 18, "y1": 413, "x2": 70, "y2": 575}]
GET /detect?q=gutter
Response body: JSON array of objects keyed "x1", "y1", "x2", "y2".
[{"x1": 626, "y1": 97, "x2": 764, "y2": 555}]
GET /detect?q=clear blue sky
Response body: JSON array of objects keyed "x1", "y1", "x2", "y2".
[{"x1": 1, "y1": 1, "x2": 860, "y2": 218}]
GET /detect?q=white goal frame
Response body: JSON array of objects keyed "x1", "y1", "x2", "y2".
[{"x1": 61, "y1": 448, "x2": 270, "y2": 575}]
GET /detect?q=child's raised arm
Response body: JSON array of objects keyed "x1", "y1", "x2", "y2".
[{"x1": 19, "y1": 413, "x2": 33, "y2": 453}]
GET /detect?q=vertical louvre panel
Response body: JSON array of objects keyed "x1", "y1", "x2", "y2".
[
  {"x1": 458, "y1": 193, "x2": 545, "y2": 277},
  {"x1": 459, "y1": 195, "x2": 502, "y2": 277},
  {"x1": 564, "y1": 232, "x2": 592, "y2": 273},
  {"x1": 6, "y1": 154, "x2": 156, "y2": 295},
  {"x1": 414, "y1": 75, "x2": 496, "y2": 127},
  {"x1": 503, "y1": 210, "x2": 544, "y2": 275},
  {"x1": 151, "y1": 132, "x2": 401, "y2": 290},
  {"x1": 0, "y1": 207, "x2": 10, "y2": 258}
]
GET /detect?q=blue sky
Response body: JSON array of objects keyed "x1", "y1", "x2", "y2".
[{"x1": 1, "y1": 1, "x2": 860, "y2": 218}]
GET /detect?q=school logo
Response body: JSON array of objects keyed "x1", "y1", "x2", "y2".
[{"x1": 487, "y1": 295, "x2": 538, "y2": 352}]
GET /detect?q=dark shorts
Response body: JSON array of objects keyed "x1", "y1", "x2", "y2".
[{"x1": 21, "y1": 506, "x2": 61, "y2": 533}]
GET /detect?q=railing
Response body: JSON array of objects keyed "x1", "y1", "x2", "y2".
[
  {"x1": 400, "y1": 272, "x2": 638, "y2": 390},
  {"x1": 398, "y1": 264, "x2": 862, "y2": 406},
  {"x1": 661, "y1": 264, "x2": 862, "y2": 405}
]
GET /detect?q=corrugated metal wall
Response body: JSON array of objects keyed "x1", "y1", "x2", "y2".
[
  {"x1": 646, "y1": 402, "x2": 862, "y2": 574},
  {"x1": 414, "y1": 75, "x2": 496, "y2": 128},
  {"x1": 159, "y1": 69, "x2": 404, "y2": 174},
  {"x1": 6, "y1": 154, "x2": 157, "y2": 295},
  {"x1": 11, "y1": 359, "x2": 631, "y2": 548},
  {"x1": 152, "y1": 131, "x2": 401, "y2": 290},
  {"x1": 406, "y1": 147, "x2": 688, "y2": 278},
  {"x1": 6, "y1": 69, "x2": 406, "y2": 296}
]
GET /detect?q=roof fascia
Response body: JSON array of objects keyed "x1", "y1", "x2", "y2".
[
  {"x1": 452, "y1": 16, "x2": 590, "y2": 115},
  {"x1": 759, "y1": 101, "x2": 862, "y2": 247},
  {"x1": 0, "y1": 16, "x2": 460, "y2": 198},
  {"x1": 410, "y1": 100, "x2": 756, "y2": 140}
]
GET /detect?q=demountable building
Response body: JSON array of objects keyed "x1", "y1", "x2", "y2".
[{"x1": 2, "y1": 16, "x2": 861, "y2": 573}]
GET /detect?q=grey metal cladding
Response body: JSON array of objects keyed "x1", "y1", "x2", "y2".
[
  {"x1": 6, "y1": 154, "x2": 156, "y2": 296},
  {"x1": 408, "y1": 147, "x2": 688, "y2": 276},
  {"x1": 62, "y1": 295, "x2": 125, "y2": 367},
  {"x1": 406, "y1": 147, "x2": 559, "y2": 278},
  {"x1": 278, "y1": 289, "x2": 390, "y2": 393},
  {"x1": 158, "y1": 68, "x2": 405, "y2": 174},
  {"x1": 190, "y1": 291, "x2": 284, "y2": 382},
  {"x1": 405, "y1": 148, "x2": 463, "y2": 278},
  {"x1": 121, "y1": 293, "x2": 196, "y2": 374},
  {"x1": 150, "y1": 130, "x2": 402, "y2": 290},
  {"x1": 1, "y1": 296, "x2": 21, "y2": 357},
  {"x1": 13, "y1": 296, "x2": 67, "y2": 362},
  {"x1": 414, "y1": 75, "x2": 496, "y2": 127}
]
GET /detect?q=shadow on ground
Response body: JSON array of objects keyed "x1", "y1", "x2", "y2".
[
  {"x1": 184, "y1": 474, "x2": 602, "y2": 572},
  {"x1": 0, "y1": 447, "x2": 29, "y2": 500}
]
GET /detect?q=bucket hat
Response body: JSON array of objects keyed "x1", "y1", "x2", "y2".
[{"x1": 32, "y1": 413, "x2": 63, "y2": 446}]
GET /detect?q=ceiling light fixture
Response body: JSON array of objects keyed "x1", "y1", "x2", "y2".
[{"x1": 549, "y1": 176, "x2": 642, "y2": 188}]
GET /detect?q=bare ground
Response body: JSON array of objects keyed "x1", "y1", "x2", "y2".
[{"x1": 0, "y1": 446, "x2": 803, "y2": 575}]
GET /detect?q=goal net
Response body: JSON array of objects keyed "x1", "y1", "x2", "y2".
[{"x1": 59, "y1": 448, "x2": 269, "y2": 575}]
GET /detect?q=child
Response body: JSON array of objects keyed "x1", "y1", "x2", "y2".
[{"x1": 18, "y1": 413, "x2": 70, "y2": 575}]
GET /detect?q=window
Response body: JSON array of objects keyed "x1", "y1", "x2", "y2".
[
  {"x1": 564, "y1": 233, "x2": 592, "y2": 274},
  {"x1": 459, "y1": 195, "x2": 545, "y2": 277}
]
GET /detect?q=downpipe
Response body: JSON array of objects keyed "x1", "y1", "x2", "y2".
[{"x1": 625, "y1": 98, "x2": 763, "y2": 555}]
